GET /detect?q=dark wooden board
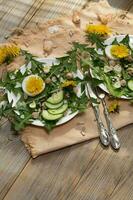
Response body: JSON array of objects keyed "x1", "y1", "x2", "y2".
[
  {"x1": 3, "y1": 140, "x2": 99, "y2": 200},
  {"x1": 0, "y1": 122, "x2": 30, "y2": 200},
  {"x1": 3, "y1": 126, "x2": 133, "y2": 200},
  {"x1": 107, "y1": 0, "x2": 133, "y2": 10}
]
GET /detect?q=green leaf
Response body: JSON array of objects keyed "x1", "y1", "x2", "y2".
[
  {"x1": 13, "y1": 113, "x2": 32, "y2": 131},
  {"x1": 90, "y1": 97, "x2": 100, "y2": 105},
  {"x1": 120, "y1": 35, "x2": 130, "y2": 46},
  {"x1": 90, "y1": 78, "x2": 103, "y2": 87},
  {"x1": 86, "y1": 33, "x2": 105, "y2": 49},
  {"x1": 112, "y1": 38, "x2": 119, "y2": 45},
  {"x1": 42, "y1": 120, "x2": 57, "y2": 132},
  {"x1": 103, "y1": 74, "x2": 124, "y2": 97},
  {"x1": 0, "y1": 46, "x2": 90, "y2": 132}
]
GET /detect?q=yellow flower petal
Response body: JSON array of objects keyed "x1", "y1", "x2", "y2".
[
  {"x1": 85, "y1": 24, "x2": 111, "y2": 35},
  {"x1": 0, "y1": 43, "x2": 20, "y2": 65},
  {"x1": 3, "y1": 44, "x2": 20, "y2": 57},
  {"x1": 108, "y1": 100, "x2": 119, "y2": 113},
  {"x1": 61, "y1": 80, "x2": 76, "y2": 88},
  {"x1": 111, "y1": 44, "x2": 129, "y2": 58},
  {"x1": 0, "y1": 48, "x2": 6, "y2": 64}
]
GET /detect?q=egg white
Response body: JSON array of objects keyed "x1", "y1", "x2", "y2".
[
  {"x1": 105, "y1": 45, "x2": 117, "y2": 60},
  {"x1": 129, "y1": 38, "x2": 133, "y2": 49},
  {"x1": 22, "y1": 75, "x2": 45, "y2": 96}
]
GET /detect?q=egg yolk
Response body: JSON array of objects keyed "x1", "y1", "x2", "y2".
[
  {"x1": 111, "y1": 44, "x2": 129, "y2": 58},
  {"x1": 26, "y1": 76, "x2": 44, "y2": 96}
]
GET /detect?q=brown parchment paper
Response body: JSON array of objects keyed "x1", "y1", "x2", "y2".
[{"x1": 4, "y1": 0, "x2": 133, "y2": 158}]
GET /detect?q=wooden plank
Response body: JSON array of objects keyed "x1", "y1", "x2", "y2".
[
  {"x1": 127, "y1": 1, "x2": 133, "y2": 13},
  {"x1": 17, "y1": 0, "x2": 45, "y2": 28},
  {"x1": 3, "y1": 140, "x2": 99, "y2": 200},
  {"x1": 3, "y1": 127, "x2": 133, "y2": 200},
  {"x1": 108, "y1": 158, "x2": 133, "y2": 200},
  {"x1": 0, "y1": 0, "x2": 43, "y2": 42},
  {"x1": 0, "y1": 1, "x2": 34, "y2": 198},
  {"x1": 65, "y1": 125, "x2": 133, "y2": 200},
  {"x1": 17, "y1": 0, "x2": 89, "y2": 27},
  {"x1": 3, "y1": 126, "x2": 133, "y2": 200},
  {"x1": 0, "y1": 121, "x2": 30, "y2": 200},
  {"x1": 22, "y1": 0, "x2": 133, "y2": 29},
  {"x1": 107, "y1": 0, "x2": 133, "y2": 10},
  {"x1": 0, "y1": 0, "x2": 89, "y2": 41}
]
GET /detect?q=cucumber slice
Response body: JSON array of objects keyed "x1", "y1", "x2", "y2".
[
  {"x1": 48, "y1": 103, "x2": 68, "y2": 115},
  {"x1": 29, "y1": 101, "x2": 36, "y2": 108},
  {"x1": 47, "y1": 90, "x2": 63, "y2": 104},
  {"x1": 128, "y1": 80, "x2": 133, "y2": 91},
  {"x1": 45, "y1": 101, "x2": 63, "y2": 109},
  {"x1": 42, "y1": 110, "x2": 63, "y2": 121}
]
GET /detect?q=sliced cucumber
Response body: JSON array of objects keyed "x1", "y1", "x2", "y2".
[
  {"x1": 29, "y1": 101, "x2": 36, "y2": 108},
  {"x1": 42, "y1": 110, "x2": 63, "y2": 121},
  {"x1": 48, "y1": 103, "x2": 68, "y2": 115},
  {"x1": 45, "y1": 101, "x2": 63, "y2": 109},
  {"x1": 128, "y1": 80, "x2": 133, "y2": 91},
  {"x1": 47, "y1": 90, "x2": 63, "y2": 104}
]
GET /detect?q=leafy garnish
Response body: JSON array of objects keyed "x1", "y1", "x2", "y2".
[
  {"x1": 120, "y1": 35, "x2": 130, "y2": 46},
  {"x1": 0, "y1": 47, "x2": 90, "y2": 132},
  {"x1": 86, "y1": 33, "x2": 105, "y2": 49},
  {"x1": 87, "y1": 34, "x2": 133, "y2": 98}
]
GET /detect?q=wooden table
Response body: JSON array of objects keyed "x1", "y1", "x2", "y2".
[{"x1": 0, "y1": 1, "x2": 133, "y2": 199}]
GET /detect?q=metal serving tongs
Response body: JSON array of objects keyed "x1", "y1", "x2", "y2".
[
  {"x1": 96, "y1": 88, "x2": 120, "y2": 150},
  {"x1": 87, "y1": 70, "x2": 120, "y2": 150},
  {"x1": 87, "y1": 70, "x2": 121, "y2": 150},
  {"x1": 86, "y1": 83, "x2": 110, "y2": 147}
]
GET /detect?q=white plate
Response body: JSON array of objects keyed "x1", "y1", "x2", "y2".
[
  {"x1": 7, "y1": 57, "x2": 83, "y2": 127},
  {"x1": 31, "y1": 110, "x2": 79, "y2": 127},
  {"x1": 92, "y1": 35, "x2": 133, "y2": 99},
  {"x1": 104, "y1": 34, "x2": 133, "y2": 46}
]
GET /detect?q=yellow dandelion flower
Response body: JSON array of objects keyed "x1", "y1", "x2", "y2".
[
  {"x1": 61, "y1": 80, "x2": 76, "y2": 88},
  {"x1": 108, "y1": 100, "x2": 119, "y2": 113},
  {"x1": 111, "y1": 44, "x2": 129, "y2": 58},
  {"x1": 3, "y1": 43, "x2": 20, "y2": 57},
  {"x1": 0, "y1": 43, "x2": 20, "y2": 65},
  {"x1": 0, "y1": 48, "x2": 7, "y2": 64},
  {"x1": 85, "y1": 24, "x2": 111, "y2": 35}
]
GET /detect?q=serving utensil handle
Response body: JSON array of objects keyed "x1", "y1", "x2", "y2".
[
  {"x1": 102, "y1": 100, "x2": 120, "y2": 150},
  {"x1": 94, "y1": 105, "x2": 110, "y2": 146}
]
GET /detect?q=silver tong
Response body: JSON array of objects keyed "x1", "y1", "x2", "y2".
[
  {"x1": 86, "y1": 83, "x2": 120, "y2": 150},
  {"x1": 86, "y1": 84, "x2": 110, "y2": 147},
  {"x1": 97, "y1": 91, "x2": 120, "y2": 150}
]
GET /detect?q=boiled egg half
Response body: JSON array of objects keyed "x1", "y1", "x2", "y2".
[
  {"x1": 105, "y1": 44, "x2": 130, "y2": 60},
  {"x1": 22, "y1": 75, "x2": 45, "y2": 96}
]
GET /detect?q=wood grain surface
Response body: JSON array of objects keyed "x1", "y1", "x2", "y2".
[
  {"x1": 0, "y1": 0, "x2": 133, "y2": 200},
  {"x1": 0, "y1": 122, "x2": 30, "y2": 200}
]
